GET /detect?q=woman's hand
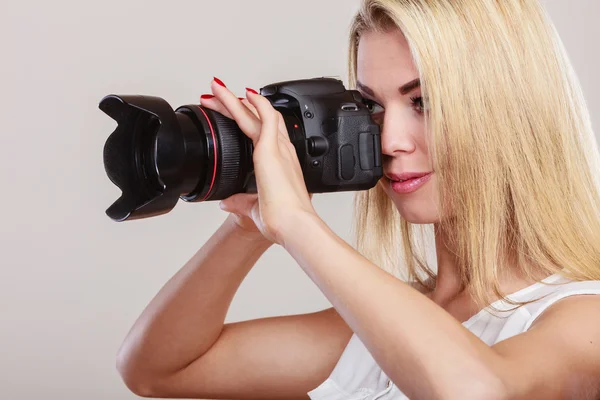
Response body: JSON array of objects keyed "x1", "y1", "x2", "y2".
[{"x1": 200, "y1": 77, "x2": 316, "y2": 245}]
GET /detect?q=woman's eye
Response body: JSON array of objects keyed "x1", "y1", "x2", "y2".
[
  {"x1": 363, "y1": 99, "x2": 384, "y2": 114},
  {"x1": 411, "y1": 96, "x2": 426, "y2": 114}
]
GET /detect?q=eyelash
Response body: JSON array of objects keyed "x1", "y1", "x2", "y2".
[
  {"x1": 410, "y1": 96, "x2": 425, "y2": 113},
  {"x1": 362, "y1": 96, "x2": 425, "y2": 114}
]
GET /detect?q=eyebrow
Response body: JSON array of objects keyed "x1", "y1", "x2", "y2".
[{"x1": 356, "y1": 78, "x2": 421, "y2": 96}]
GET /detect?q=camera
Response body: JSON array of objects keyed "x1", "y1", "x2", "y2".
[{"x1": 99, "y1": 77, "x2": 383, "y2": 222}]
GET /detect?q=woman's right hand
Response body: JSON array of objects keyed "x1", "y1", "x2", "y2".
[{"x1": 199, "y1": 92, "x2": 312, "y2": 243}]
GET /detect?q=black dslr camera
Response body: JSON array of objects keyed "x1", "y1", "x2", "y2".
[{"x1": 99, "y1": 77, "x2": 383, "y2": 222}]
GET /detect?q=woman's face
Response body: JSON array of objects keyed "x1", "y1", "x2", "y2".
[{"x1": 357, "y1": 28, "x2": 441, "y2": 224}]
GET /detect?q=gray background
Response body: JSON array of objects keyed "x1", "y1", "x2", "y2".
[{"x1": 1, "y1": 0, "x2": 597, "y2": 398}]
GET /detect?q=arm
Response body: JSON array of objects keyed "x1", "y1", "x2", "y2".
[
  {"x1": 116, "y1": 214, "x2": 273, "y2": 392},
  {"x1": 279, "y1": 212, "x2": 600, "y2": 400},
  {"x1": 149, "y1": 306, "x2": 353, "y2": 399},
  {"x1": 116, "y1": 214, "x2": 354, "y2": 400}
]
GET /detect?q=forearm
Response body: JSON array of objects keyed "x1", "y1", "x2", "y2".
[
  {"x1": 281, "y1": 213, "x2": 505, "y2": 400},
  {"x1": 117, "y1": 215, "x2": 273, "y2": 381}
]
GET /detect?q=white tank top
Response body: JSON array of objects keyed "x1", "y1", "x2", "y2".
[{"x1": 307, "y1": 273, "x2": 600, "y2": 400}]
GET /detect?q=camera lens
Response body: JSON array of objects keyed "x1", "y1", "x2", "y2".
[
  {"x1": 99, "y1": 95, "x2": 255, "y2": 221},
  {"x1": 175, "y1": 105, "x2": 254, "y2": 203}
]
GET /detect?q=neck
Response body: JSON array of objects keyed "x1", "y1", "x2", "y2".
[{"x1": 431, "y1": 222, "x2": 547, "y2": 307}]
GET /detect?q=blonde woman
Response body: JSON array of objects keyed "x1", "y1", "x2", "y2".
[{"x1": 116, "y1": 0, "x2": 600, "y2": 399}]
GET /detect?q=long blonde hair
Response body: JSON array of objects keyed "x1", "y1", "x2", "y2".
[{"x1": 348, "y1": 0, "x2": 600, "y2": 307}]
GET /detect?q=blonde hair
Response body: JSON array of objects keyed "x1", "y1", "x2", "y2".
[{"x1": 348, "y1": 0, "x2": 600, "y2": 308}]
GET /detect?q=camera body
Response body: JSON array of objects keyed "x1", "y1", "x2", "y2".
[
  {"x1": 99, "y1": 77, "x2": 383, "y2": 221},
  {"x1": 257, "y1": 77, "x2": 382, "y2": 194}
]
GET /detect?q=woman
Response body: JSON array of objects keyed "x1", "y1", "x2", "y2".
[{"x1": 116, "y1": 0, "x2": 600, "y2": 398}]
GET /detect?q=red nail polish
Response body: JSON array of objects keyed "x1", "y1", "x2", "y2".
[
  {"x1": 200, "y1": 94, "x2": 215, "y2": 100},
  {"x1": 246, "y1": 87, "x2": 258, "y2": 94},
  {"x1": 238, "y1": 97, "x2": 245, "y2": 100},
  {"x1": 213, "y1": 77, "x2": 226, "y2": 87}
]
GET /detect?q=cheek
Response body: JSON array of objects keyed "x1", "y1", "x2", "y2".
[
  {"x1": 414, "y1": 121, "x2": 434, "y2": 165},
  {"x1": 413, "y1": 121, "x2": 428, "y2": 149}
]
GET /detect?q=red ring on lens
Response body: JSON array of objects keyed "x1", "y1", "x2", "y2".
[{"x1": 196, "y1": 106, "x2": 218, "y2": 201}]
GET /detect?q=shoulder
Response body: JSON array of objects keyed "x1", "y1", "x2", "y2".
[
  {"x1": 529, "y1": 291, "x2": 600, "y2": 333},
  {"x1": 523, "y1": 278, "x2": 600, "y2": 330},
  {"x1": 491, "y1": 292, "x2": 600, "y2": 399}
]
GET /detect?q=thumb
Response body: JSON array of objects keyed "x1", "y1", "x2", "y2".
[{"x1": 219, "y1": 193, "x2": 258, "y2": 215}]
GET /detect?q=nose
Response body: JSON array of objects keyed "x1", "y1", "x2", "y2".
[{"x1": 379, "y1": 109, "x2": 417, "y2": 156}]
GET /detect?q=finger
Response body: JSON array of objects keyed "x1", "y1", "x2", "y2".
[
  {"x1": 238, "y1": 91, "x2": 290, "y2": 140},
  {"x1": 240, "y1": 99, "x2": 273, "y2": 148},
  {"x1": 240, "y1": 98, "x2": 259, "y2": 119},
  {"x1": 245, "y1": 88, "x2": 280, "y2": 148},
  {"x1": 245, "y1": 97, "x2": 288, "y2": 144},
  {"x1": 204, "y1": 95, "x2": 259, "y2": 123},
  {"x1": 199, "y1": 95, "x2": 233, "y2": 119},
  {"x1": 275, "y1": 110, "x2": 293, "y2": 145},
  {"x1": 211, "y1": 79, "x2": 262, "y2": 142},
  {"x1": 244, "y1": 94, "x2": 286, "y2": 138},
  {"x1": 220, "y1": 193, "x2": 258, "y2": 215}
]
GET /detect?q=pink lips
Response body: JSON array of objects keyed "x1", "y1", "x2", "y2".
[
  {"x1": 386, "y1": 171, "x2": 432, "y2": 181},
  {"x1": 389, "y1": 172, "x2": 433, "y2": 194}
]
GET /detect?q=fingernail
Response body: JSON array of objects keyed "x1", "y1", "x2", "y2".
[
  {"x1": 200, "y1": 94, "x2": 215, "y2": 100},
  {"x1": 238, "y1": 97, "x2": 245, "y2": 101},
  {"x1": 213, "y1": 77, "x2": 226, "y2": 87},
  {"x1": 246, "y1": 87, "x2": 258, "y2": 95}
]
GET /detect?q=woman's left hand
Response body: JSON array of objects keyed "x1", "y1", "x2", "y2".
[{"x1": 200, "y1": 77, "x2": 318, "y2": 246}]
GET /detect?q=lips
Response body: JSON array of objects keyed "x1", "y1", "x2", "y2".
[
  {"x1": 385, "y1": 172, "x2": 432, "y2": 182},
  {"x1": 390, "y1": 173, "x2": 433, "y2": 194}
]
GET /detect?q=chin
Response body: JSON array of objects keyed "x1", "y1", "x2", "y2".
[
  {"x1": 383, "y1": 179, "x2": 441, "y2": 224},
  {"x1": 396, "y1": 207, "x2": 440, "y2": 224}
]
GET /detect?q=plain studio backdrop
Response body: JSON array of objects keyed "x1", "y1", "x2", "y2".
[{"x1": 1, "y1": 0, "x2": 598, "y2": 399}]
